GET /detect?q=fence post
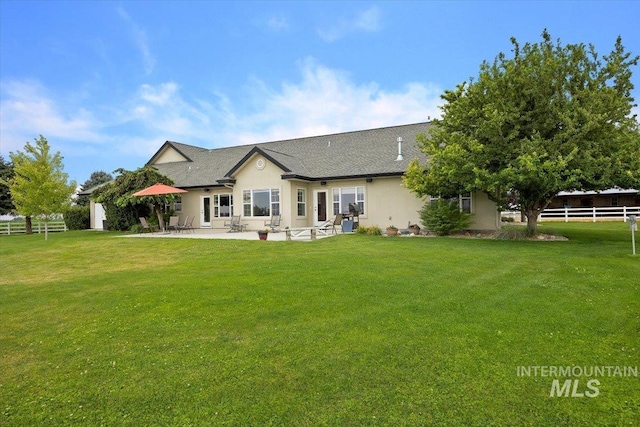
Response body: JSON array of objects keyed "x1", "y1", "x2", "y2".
[
  {"x1": 564, "y1": 207, "x2": 568, "y2": 223},
  {"x1": 592, "y1": 207, "x2": 596, "y2": 223},
  {"x1": 623, "y1": 206, "x2": 627, "y2": 222}
]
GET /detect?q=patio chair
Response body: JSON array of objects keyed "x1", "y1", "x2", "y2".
[
  {"x1": 178, "y1": 216, "x2": 194, "y2": 233},
  {"x1": 139, "y1": 217, "x2": 158, "y2": 233},
  {"x1": 167, "y1": 216, "x2": 180, "y2": 233},
  {"x1": 225, "y1": 215, "x2": 243, "y2": 232},
  {"x1": 264, "y1": 214, "x2": 282, "y2": 232},
  {"x1": 319, "y1": 213, "x2": 343, "y2": 234}
]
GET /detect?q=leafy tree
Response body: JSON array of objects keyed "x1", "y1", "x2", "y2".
[
  {"x1": 404, "y1": 30, "x2": 640, "y2": 235},
  {"x1": 94, "y1": 167, "x2": 175, "y2": 231},
  {"x1": 4, "y1": 136, "x2": 76, "y2": 239},
  {"x1": 76, "y1": 170, "x2": 113, "y2": 206},
  {"x1": 0, "y1": 155, "x2": 15, "y2": 215},
  {"x1": 419, "y1": 199, "x2": 474, "y2": 236}
]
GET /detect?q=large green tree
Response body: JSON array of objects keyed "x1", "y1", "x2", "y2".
[
  {"x1": 4, "y1": 136, "x2": 76, "y2": 239},
  {"x1": 404, "y1": 31, "x2": 640, "y2": 235},
  {"x1": 94, "y1": 167, "x2": 175, "y2": 231},
  {"x1": 76, "y1": 170, "x2": 113, "y2": 206},
  {"x1": 0, "y1": 155, "x2": 15, "y2": 215}
]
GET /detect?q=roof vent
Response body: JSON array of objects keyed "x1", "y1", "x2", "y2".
[{"x1": 395, "y1": 137, "x2": 403, "y2": 161}]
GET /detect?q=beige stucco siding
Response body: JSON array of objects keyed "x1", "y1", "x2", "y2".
[
  {"x1": 153, "y1": 146, "x2": 187, "y2": 164},
  {"x1": 231, "y1": 154, "x2": 291, "y2": 230},
  {"x1": 470, "y1": 191, "x2": 500, "y2": 230},
  {"x1": 151, "y1": 154, "x2": 500, "y2": 231},
  {"x1": 356, "y1": 177, "x2": 424, "y2": 229}
]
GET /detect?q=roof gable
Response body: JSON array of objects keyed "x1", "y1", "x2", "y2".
[
  {"x1": 148, "y1": 122, "x2": 432, "y2": 188},
  {"x1": 226, "y1": 146, "x2": 292, "y2": 178},
  {"x1": 147, "y1": 141, "x2": 193, "y2": 165}
]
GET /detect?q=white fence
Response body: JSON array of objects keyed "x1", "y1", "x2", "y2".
[
  {"x1": 539, "y1": 206, "x2": 640, "y2": 222},
  {"x1": 498, "y1": 206, "x2": 640, "y2": 223},
  {"x1": 0, "y1": 220, "x2": 68, "y2": 235}
]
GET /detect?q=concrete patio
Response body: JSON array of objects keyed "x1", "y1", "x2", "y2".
[{"x1": 123, "y1": 228, "x2": 337, "y2": 241}]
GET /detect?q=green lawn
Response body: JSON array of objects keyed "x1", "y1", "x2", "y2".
[{"x1": 1, "y1": 223, "x2": 638, "y2": 426}]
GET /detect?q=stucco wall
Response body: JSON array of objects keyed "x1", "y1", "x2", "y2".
[
  {"x1": 153, "y1": 147, "x2": 186, "y2": 164},
  {"x1": 163, "y1": 155, "x2": 500, "y2": 231},
  {"x1": 470, "y1": 191, "x2": 500, "y2": 230}
]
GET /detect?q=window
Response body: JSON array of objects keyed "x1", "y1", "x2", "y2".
[
  {"x1": 332, "y1": 186, "x2": 365, "y2": 215},
  {"x1": 460, "y1": 193, "x2": 471, "y2": 213},
  {"x1": 431, "y1": 193, "x2": 472, "y2": 213},
  {"x1": 297, "y1": 189, "x2": 306, "y2": 216},
  {"x1": 580, "y1": 198, "x2": 593, "y2": 207},
  {"x1": 243, "y1": 189, "x2": 280, "y2": 217},
  {"x1": 213, "y1": 194, "x2": 233, "y2": 217},
  {"x1": 610, "y1": 196, "x2": 618, "y2": 207},
  {"x1": 173, "y1": 196, "x2": 182, "y2": 212}
]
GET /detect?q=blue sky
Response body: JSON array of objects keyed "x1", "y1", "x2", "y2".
[{"x1": 1, "y1": 1, "x2": 639, "y2": 185}]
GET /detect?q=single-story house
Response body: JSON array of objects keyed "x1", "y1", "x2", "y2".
[
  {"x1": 134, "y1": 122, "x2": 500, "y2": 232},
  {"x1": 548, "y1": 188, "x2": 639, "y2": 209}
]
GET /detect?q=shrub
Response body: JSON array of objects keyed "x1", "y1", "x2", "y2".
[
  {"x1": 420, "y1": 199, "x2": 474, "y2": 236},
  {"x1": 63, "y1": 205, "x2": 90, "y2": 230},
  {"x1": 130, "y1": 224, "x2": 144, "y2": 234},
  {"x1": 355, "y1": 225, "x2": 382, "y2": 235},
  {"x1": 496, "y1": 227, "x2": 528, "y2": 240}
]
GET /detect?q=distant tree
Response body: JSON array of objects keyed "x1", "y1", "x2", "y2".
[
  {"x1": 94, "y1": 167, "x2": 175, "y2": 231},
  {"x1": 0, "y1": 155, "x2": 15, "y2": 215},
  {"x1": 4, "y1": 136, "x2": 76, "y2": 239},
  {"x1": 76, "y1": 170, "x2": 113, "y2": 206},
  {"x1": 404, "y1": 30, "x2": 640, "y2": 235}
]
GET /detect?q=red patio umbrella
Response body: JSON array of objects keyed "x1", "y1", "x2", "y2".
[
  {"x1": 132, "y1": 183, "x2": 188, "y2": 196},
  {"x1": 133, "y1": 183, "x2": 188, "y2": 231}
]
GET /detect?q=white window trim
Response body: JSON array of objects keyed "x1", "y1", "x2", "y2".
[
  {"x1": 243, "y1": 188, "x2": 280, "y2": 217},
  {"x1": 332, "y1": 186, "x2": 365, "y2": 215},
  {"x1": 430, "y1": 193, "x2": 472, "y2": 213},
  {"x1": 213, "y1": 193, "x2": 234, "y2": 218},
  {"x1": 297, "y1": 188, "x2": 307, "y2": 217}
]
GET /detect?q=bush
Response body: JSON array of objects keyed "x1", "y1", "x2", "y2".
[
  {"x1": 496, "y1": 227, "x2": 528, "y2": 240},
  {"x1": 63, "y1": 205, "x2": 90, "y2": 230},
  {"x1": 355, "y1": 225, "x2": 382, "y2": 235},
  {"x1": 419, "y1": 199, "x2": 474, "y2": 236},
  {"x1": 130, "y1": 224, "x2": 144, "y2": 234}
]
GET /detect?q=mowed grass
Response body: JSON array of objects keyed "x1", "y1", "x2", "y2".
[{"x1": 1, "y1": 223, "x2": 638, "y2": 426}]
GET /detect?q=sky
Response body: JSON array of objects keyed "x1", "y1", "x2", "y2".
[{"x1": 1, "y1": 1, "x2": 639, "y2": 185}]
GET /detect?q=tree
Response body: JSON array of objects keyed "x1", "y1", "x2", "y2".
[
  {"x1": 404, "y1": 31, "x2": 640, "y2": 235},
  {"x1": 0, "y1": 155, "x2": 15, "y2": 215},
  {"x1": 76, "y1": 170, "x2": 113, "y2": 206},
  {"x1": 94, "y1": 167, "x2": 175, "y2": 231},
  {"x1": 4, "y1": 136, "x2": 76, "y2": 239}
]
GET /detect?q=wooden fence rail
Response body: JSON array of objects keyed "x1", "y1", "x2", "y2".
[
  {"x1": 502, "y1": 206, "x2": 640, "y2": 223},
  {"x1": 0, "y1": 220, "x2": 68, "y2": 235}
]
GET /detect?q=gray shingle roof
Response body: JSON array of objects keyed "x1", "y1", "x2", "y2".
[{"x1": 149, "y1": 122, "x2": 431, "y2": 188}]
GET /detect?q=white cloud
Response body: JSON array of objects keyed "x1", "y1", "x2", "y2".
[
  {"x1": 267, "y1": 15, "x2": 290, "y2": 32},
  {"x1": 0, "y1": 60, "x2": 442, "y2": 179},
  {"x1": 222, "y1": 58, "x2": 441, "y2": 145},
  {"x1": 317, "y1": 6, "x2": 383, "y2": 42},
  {"x1": 117, "y1": 7, "x2": 156, "y2": 75},
  {"x1": 0, "y1": 80, "x2": 104, "y2": 153},
  {"x1": 354, "y1": 6, "x2": 382, "y2": 32}
]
